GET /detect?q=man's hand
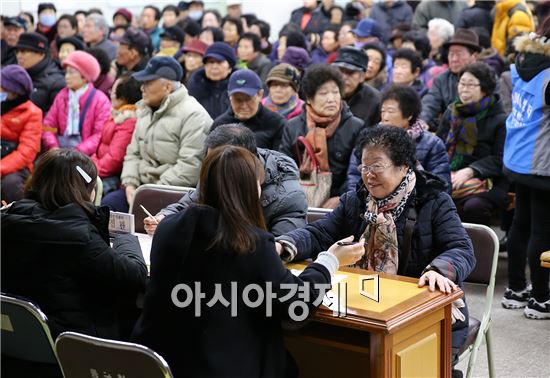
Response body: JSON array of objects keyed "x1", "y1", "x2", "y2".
[
  {"x1": 418, "y1": 270, "x2": 458, "y2": 294},
  {"x1": 451, "y1": 168, "x2": 474, "y2": 190},
  {"x1": 125, "y1": 185, "x2": 136, "y2": 206},
  {"x1": 144, "y1": 214, "x2": 166, "y2": 235},
  {"x1": 275, "y1": 242, "x2": 283, "y2": 256}
]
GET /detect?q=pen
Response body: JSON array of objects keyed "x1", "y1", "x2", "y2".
[
  {"x1": 140, "y1": 205, "x2": 158, "y2": 224},
  {"x1": 337, "y1": 241, "x2": 357, "y2": 246}
]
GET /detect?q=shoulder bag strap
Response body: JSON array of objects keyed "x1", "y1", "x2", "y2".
[{"x1": 295, "y1": 135, "x2": 320, "y2": 171}]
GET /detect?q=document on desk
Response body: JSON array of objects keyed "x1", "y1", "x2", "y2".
[{"x1": 290, "y1": 269, "x2": 348, "y2": 314}]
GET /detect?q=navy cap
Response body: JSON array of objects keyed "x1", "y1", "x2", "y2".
[
  {"x1": 132, "y1": 56, "x2": 183, "y2": 82},
  {"x1": 203, "y1": 42, "x2": 237, "y2": 67},
  {"x1": 4, "y1": 16, "x2": 27, "y2": 30},
  {"x1": 352, "y1": 18, "x2": 385, "y2": 41},
  {"x1": 228, "y1": 69, "x2": 262, "y2": 96},
  {"x1": 332, "y1": 47, "x2": 369, "y2": 72}
]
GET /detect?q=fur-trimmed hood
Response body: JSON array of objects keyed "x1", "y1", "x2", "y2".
[{"x1": 514, "y1": 33, "x2": 550, "y2": 57}]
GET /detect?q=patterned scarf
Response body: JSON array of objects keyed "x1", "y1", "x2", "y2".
[
  {"x1": 357, "y1": 169, "x2": 416, "y2": 274},
  {"x1": 263, "y1": 95, "x2": 303, "y2": 119},
  {"x1": 446, "y1": 96, "x2": 494, "y2": 171},
  {"x1": 65, "y1": 84, "x2": 89, "y2": 136},
  {"x1": 305, "y1": 101, "x2": 342, "y2": 138}
]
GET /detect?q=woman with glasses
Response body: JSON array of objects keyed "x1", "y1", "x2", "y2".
[
  {"x1": 276, "y1": 126, "x2": 474, "y2": 375},
  {"x1": 436, "y1": 62, "x2": 508, "y2": 226}
]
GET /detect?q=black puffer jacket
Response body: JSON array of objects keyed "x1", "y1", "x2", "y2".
[
  {"x1": 25, "y1": 56, "x2": 66, "y2": 115},
  {"x1": 345, "y1": 83, "x2": 381, "y2": 127},
  {"x1": 420, "y1": 70, "x2": 459, "y2": 131},
  {"x1": 278, "y1": 171, "x2": 475, "y2": 352},
  {"x1": 187, "y1": 67, "x2": 231, "y2": 120},
  {"x1": 211, "y1": 104, "x2": 286, "y2": 150},
  {"x1": 1, "y1": 200, "x2": 147, "y2": 339},
  {"x1": 279, "y1": 103, "x2": 365, "y2": 197},
  {"x1": 437, "y1": 96, "x2": 509, "y2": 206},
  {"x1": 160, "y1": 147, "x2": 307, "y2": 236}
]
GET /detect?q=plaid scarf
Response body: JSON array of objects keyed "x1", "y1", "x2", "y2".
[
  {"x1": 446, "y1": 96, "x2": 494, "y2": 171},
  {"x1": 263, "y1": 95, "x2": 303, "y2": 119},
  {"x1": 357, "y1": 169, "x2": 416, "y2": 274}
]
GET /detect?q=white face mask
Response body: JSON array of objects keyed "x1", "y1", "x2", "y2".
[
  {"x1": 40, "y1": 14, "x2": 56, "y2": 27},
  {"x1": 188, "y1": 10, "x2": 203, "y2": 21}
]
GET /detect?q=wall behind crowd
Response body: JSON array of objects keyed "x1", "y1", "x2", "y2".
[{"x1": 3, "y1": 0, "x2": 349, "y2": 41}]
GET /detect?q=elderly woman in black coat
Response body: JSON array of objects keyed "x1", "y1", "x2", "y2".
[
  {"x1": 436, "y1": 62, "x2": 508, "y2": 226},
  {"x1": 279, "y1": 64, "x2": 365, "y2": 209},
  {"x1": 276, "y1": 126, "x2": 475, "y2": 370}
]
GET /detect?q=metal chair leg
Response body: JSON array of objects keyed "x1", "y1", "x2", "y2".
[{"x1": 486, "y1": 326, "x2": 495, "y2": 378}]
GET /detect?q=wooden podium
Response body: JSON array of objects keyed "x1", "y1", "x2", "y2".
[{"x1": 284, "y1": 264, "x2": 462, "y2": 378}]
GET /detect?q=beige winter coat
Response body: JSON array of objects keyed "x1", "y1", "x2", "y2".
[{"x1": 121, "y1": 85, "x2": 212, "y2": 188}]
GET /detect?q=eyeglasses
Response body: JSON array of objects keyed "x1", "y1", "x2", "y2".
[
  {"x1": 457, "y1": 81, "x2": 480, "y2": 89},
  {"x1": 357, "y1": 163, "x2": 392, "y2": 175}
]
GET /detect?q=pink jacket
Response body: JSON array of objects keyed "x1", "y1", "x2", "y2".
[{"x1": 42, "y1": 85, "x2": 111, "y2": 155}]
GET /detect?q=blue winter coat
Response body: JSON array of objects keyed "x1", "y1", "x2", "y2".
[
  {"x1": 279, "y1": 171, "x2": 475, "y2": 352},
  {"x1": 346, "y1": 128, "x2": 451, "y2": 193},
  {"x1": 370, "y1": 0, "x2": 414, "y2": 43}
]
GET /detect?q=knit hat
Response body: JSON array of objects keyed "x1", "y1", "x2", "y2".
[
  {"x1": 203, "y1": 42, "x2": 237, "y2": 67},
  {"x1": 62, "y1": 51, "x2": 101, "y2": 82},
  {"x1": 0, "y1": 65, "x2": 34, "y2": 98},
  {"x1": 281, "y1": 46, "x2": 311, "y2": 73},
  {"x1": 56, "y1": 36, "x2": 86, "y2": 51},
  {"x1": 182, "y1": 39, "x2": 208, "y2": 56},
  {"x1": 113, "y1": 8, "x2": 133, "y2": 24},
  {"x1": 265, "y1": 63, "x2": 301, "y2": 91},
  {"x1": 38, "y1": 2, "x2": 56, "y2": 14},
  {"x1": 15, "y1": 32, "x2": 49, "y2": 53}
]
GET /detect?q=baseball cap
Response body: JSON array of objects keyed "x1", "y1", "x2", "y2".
[
  {"x1": 352, "y1": 18, "x2": 385, "y2": 41},
  {"x1": 332, "y1": 47, "x2": 369, "y2": 72},
  {"x1": 228, "y1": 69, "x2": 262, "y2": 96},
  {"x1": 132, "y1": 56, "x2": 183, "y2": 82},
  {"x1": 4, "y1": 16, "x2": 27, "y2": 30}
]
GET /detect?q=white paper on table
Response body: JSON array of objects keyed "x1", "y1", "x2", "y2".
[
  {"x1": 290, "y1": 269, "x2": 347, "y2": 285},
  {"x1": 289, "y1": 269, "x2": 347, "y2": 314}
]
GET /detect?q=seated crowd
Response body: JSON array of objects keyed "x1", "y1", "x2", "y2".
[{"x1": 1, "y1": 1, "x2": 550, "y2": 377}]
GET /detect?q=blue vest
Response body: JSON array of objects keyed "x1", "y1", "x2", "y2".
[{"x1": 504, "y1": 65, "x2": 550, "y2": 176}]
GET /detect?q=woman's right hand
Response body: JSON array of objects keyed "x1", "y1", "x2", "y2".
[
  {"x1": 327, "y1": 236, "x2": 365, "y2": 266},
  {"x1": 144, "y1": 214, "x2": 165, "y2": 235}
]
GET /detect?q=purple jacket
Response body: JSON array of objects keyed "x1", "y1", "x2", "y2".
[{"x1": 42, "y1": 85, "x2": 111, "y2": 156}]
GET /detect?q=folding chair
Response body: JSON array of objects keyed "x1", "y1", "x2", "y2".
[
  {"x1": 1, "y1": 294, "x2": 60, "y2": 374},
  {"x1": 458, "y1": 223, "x2": 500, "y2": 378},
  {"x1": 130, "y1": 184, "x2": 194, "y2": 233},
  {"x1": 55, "y1": 331, "x2": 173, "y2": 378},
  {"x1": 306, "y1": 207, "x2": 333, "y2": 223}
]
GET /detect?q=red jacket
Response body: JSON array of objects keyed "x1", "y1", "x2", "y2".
[
  {"x1": 1, "y1": 100, "x2": 43, "y2": 177},
  {"x1": 91, "y1": 105, "x2": 137, "y2": 178}
]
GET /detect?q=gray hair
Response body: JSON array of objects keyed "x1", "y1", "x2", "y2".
[
  {"x1": 86, "y1": 14, "x2": 109, "y2": 36},
  {"x1": 428, "y1": 18, "x2": 454, "y2": 41}
]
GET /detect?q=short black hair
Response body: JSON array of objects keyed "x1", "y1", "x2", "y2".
[
  {"x1": 74, "y1": 10, "x2": 88, "y2": 17},
  {"x1": 459, "y1": 62, "x2": 497, "y2": 96},
  {"x1": 20, "y1": 11, "x2": 34, "y2": 25},
  {"x1": 144, "y1": 5, "x2": 161, "y2": 21},
  {"x1": 402, "y1": 30, "x2": 431, "y2": 61},
  {"x1": 301, "y1": 64, "x2": 344, "y2": 101},
  {"x1": 239, "y1": 32, "x2": 261, "y2": 52},
  {"x1": 206, "y1": 124, "x2": 257, "y2": 154},
  {"x1": 393, "y1": 48, "x2": 423, "y2": 74},
  {"x1": 222, "y1": 17, "x2": 244, "y2": 36},
  {"x1": 278, "y1": 22, "x2": 301, "y2": 39},
  {"x1": 201, "y1": 26, "x2": 224, "y2": 42},
  {"x1": 241, "y1": 13, "x2": 258, "y2": 27},
  {"x1": 469, "y1": 26, "x2": 490, "y2": 49},
  {"x1": 115, "y1": 73, "x2": 142, "y2": 105},
  {"x1": 85, "y1": 47, "x2": 111, "y2": 75},
  {"x1": 181, "y1": 19, "x2": 201, "y2": 37},
  {"x1": 88, "y1": 8, "x2": 103, "y2": 15},
  {"x1": 204, "y1": 9, "x2": 222, "y2": 24},
  {"x1": 286, "y1": 30, "x2": 307, "y2": 50},
  {"x1": 162, "y1": 5, "x2": 180, "y2": 16},
  {"x1": 362, "y1": 43, "x2": 386, "y2": 71},
  {"x1": 358, "y1": 125, "x2": 416, "y2": 168},
  {"x1": 381, "y1": 85, "x2": 422, "y2": 125},
  {"x1": 58, "y1": 14, "x2": 78, "y2": 29},
  {"x1": 323, "y1": 25, "x2": 339, "y2": 38},
  {"x1": 251, "y1": 19, "x2": 270, "y2": 39}
]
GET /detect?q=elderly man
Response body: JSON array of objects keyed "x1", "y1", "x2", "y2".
[
  {"x1": 1, "y1": 17, "x2": 26, "y2": 66},
  {"x1": 140, "y1": 5, "x2": 163, "y2": 52},
  {"x1": 211, "y1": 69, "x2": 286, "y2": 150},
  {"x1": 15, "y1": 32, "x2": 65, "y2": 113},
  {"x1": 82, "y1": 13, "x2": 118, "y2": 61},
  {"x1": 332, "y1": 47, "x2": 381, "y2": 127},
  {"x1": 144, "y1": 124, "x2": 307, "y2": 236},
  {"x1": 113, "y1": 27, "x2": 151, "y2": 79},
  {"x1": 101, "y1": 57, "x2": 212, "y2": 212},
  {"x1": 421, "y1": 28, "x2": 480, "y2": 131}
]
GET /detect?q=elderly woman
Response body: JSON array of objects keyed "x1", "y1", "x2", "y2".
[
  {"x1": 42, "y1": 50, "x2": 111, "y2": 155},
  {"x1": 187, "y1": 42, "x2": 236, "y2": 119},
  {"x1": 363, "y1": 43, "x2": 387, "y2": 91},
  {"x1": 437, "y1": 62, "x2": 508, "y2": 226},
  {"x1": 347, "y1": 85, "x2": 451, "y2": 192},
  {"x1": 261, "y1": 63, "x2": 304, "y2": 121},
  {"x1": 276, "y1": 126, "x2": 475, "y2": 371},
  {"x1": 279, "y1": 64, "x2": 364, "y2": 209}
]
